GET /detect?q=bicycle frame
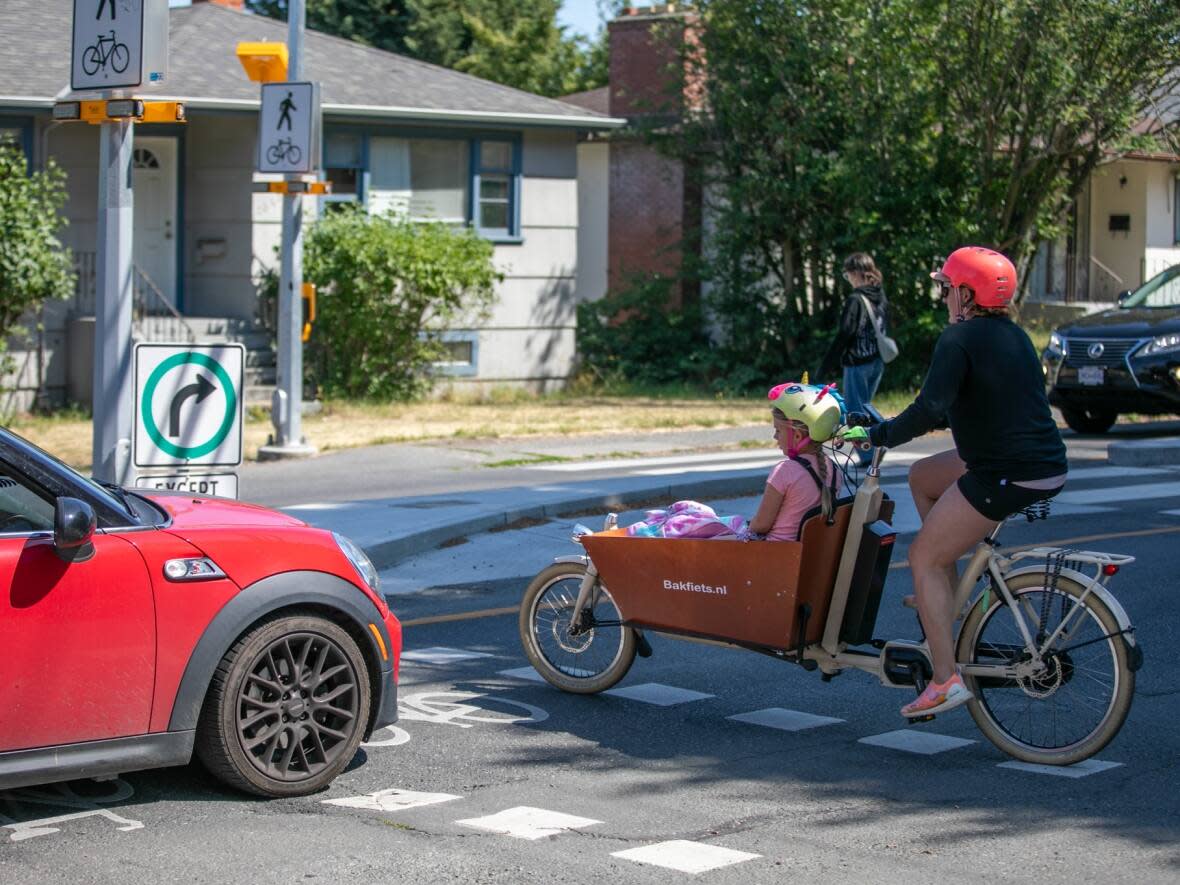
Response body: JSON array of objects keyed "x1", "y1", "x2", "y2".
[{"x1": 804, "y1": 445, "x2": 1137, "y2": 685}]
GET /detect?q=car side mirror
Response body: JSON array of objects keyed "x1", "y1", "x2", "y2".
[
  {"x1": 1117, "y1": 289, "x2": 1133, "y2": 304},
  {"x1": 54, "y1": 496, "x2": 96, "y2": 562}
]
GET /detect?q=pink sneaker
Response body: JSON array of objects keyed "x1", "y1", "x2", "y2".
[{"x1": 901, "y1": 670, "x2": 973, "y2": 718}]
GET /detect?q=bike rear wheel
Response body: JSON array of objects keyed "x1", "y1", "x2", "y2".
[
  {"x1": 519, "y1": 562, "x2": 636, "y2": 694},
  {"x1": 957, "y1": 572, "x2": 1134, "y2": 766}
]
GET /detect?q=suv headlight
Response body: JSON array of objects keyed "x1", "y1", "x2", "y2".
[
  {"x1": 1046, "y1": 331, "x2": 1067, "y2": 357},
  {"x1": 1139, "y1": 334, "x2": 1180, "y2": 357},
  {"x1": 333, "y1": 531, "x2": 380, "y2": 592}
]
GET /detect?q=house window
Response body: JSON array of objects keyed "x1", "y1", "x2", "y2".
[
  {"x1": 0, "y1": 117, "x2": 32, "y2": 165},
  {"x1": 368, "y1": 137, "x2": 469, "y2": 222},
  {"x1": 323, "y1": 132, "x2": 364, "y2": 205},
  {"x1": 474, "y1": 139, "x2": 518, "y2": 238},
  {"x1": 429, "y1": 331, "x2": 479, "y2": 377}
]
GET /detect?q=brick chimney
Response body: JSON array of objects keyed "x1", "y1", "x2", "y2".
[
  {"x1": 608, "y1": 6, "x2": 703, "y2": 121},
  {"x1": 605, "y1": 5, "x2": 704, "y2": 308}
]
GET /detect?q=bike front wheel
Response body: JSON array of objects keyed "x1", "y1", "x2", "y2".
[
  {"x1": 519, "y1": 562, "x2": 636, "y2": 694},
  {"x1": 957, "y1": 571, "x2": 1135, "y2": 766},
  {"x1": 111, "y1": 43, "x2": 130, "y2": 74},
  {"x1": 82, "y1": 46, "x2": 101, "y2": 76}
]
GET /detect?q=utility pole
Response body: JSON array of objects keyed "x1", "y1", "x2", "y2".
[
  {"x1": 91, "y1": 115, "x2": 135, "y2": 484},
  {"x1": 261, "y1": 0, "x2": 316, "y2": 458}
]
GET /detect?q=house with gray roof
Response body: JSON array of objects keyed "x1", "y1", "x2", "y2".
[{"x1": 0, "y1": 0, "x2": 620, "y2": 409}]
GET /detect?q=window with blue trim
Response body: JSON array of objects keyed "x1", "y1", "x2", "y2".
[
  {"x1": 474, "y1": 139, "x2": 518, "y2": 238},
  {"x1": 321, "y1": 130, "x2": 521, "y2": 241},
  {"x1": 1175, "y1": 176, "x2": 1180, "y2": 245},
  {"x1": 0, "y1": 116, "x2": 32, "y2": 166}
]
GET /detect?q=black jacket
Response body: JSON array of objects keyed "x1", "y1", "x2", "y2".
[
  {"x1": 818, "y1": 285, "x2": 888, "y2": 381},
  {"x1": 869, "y1": 316, "x2": 1067, "y2": 482}
]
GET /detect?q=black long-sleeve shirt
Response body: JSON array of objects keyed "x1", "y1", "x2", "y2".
[
  {"x1": 818, "y1": 285, "x2": 888, "y2": 380},
  {"x1": 869, "y1": 316, "x2": 1067, "y2": 482}
]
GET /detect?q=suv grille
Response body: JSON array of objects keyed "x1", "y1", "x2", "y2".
[{"x1": 1063, "y1": 337, "x2": 1142, "y2": 368}]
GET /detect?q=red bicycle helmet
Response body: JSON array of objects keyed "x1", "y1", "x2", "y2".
[{"x1": 932, "y1": 246, "x2": 1017, "y2": 308}]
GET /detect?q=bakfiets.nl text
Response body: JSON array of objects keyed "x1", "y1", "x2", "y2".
[{"x1": 663, "y1": 579, "x2": 728, "y2": 596}]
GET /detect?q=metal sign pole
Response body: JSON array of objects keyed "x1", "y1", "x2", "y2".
[
  {"x1": 265, "y1": 0, "x2": 316, "y2": 458},
  {"x1": 92, "y1": 117, "x2": 135, "y2": 484}
]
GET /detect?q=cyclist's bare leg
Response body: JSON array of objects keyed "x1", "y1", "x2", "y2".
[
  {"x1": 908, "y1": 449, "x2": 966, "y2": 589},
  {"x1": 907, "y1": 482, "x2": 998, "y2": 683}
]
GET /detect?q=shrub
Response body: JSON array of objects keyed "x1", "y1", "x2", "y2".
[{"x1": 302, "y1": 208, "x2": 500, "y2": 400}]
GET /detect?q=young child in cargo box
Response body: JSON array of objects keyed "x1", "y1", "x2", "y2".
[{"x1": 746, "y1": 382, "x2": 844, "y2": 542}]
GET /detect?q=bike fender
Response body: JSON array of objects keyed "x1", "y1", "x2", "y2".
[
  {"x1": 1003, "y1": 565, "x2": 1137, "y2": 647},
  {"x1": 554, "y1": 554, "x2": 589, "y2": 566}
]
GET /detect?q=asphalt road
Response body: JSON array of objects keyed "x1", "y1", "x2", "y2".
[{"x1": 2, "y1": 459, "x2": 1178, "y2": 884}]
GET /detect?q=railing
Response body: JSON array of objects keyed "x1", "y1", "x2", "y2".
[
  {"x1": 1089, "y1": 256, "x2": 1126, "y2": 302},
  {"x1": 70, "y1": 250, "x2": 197, "y2": 342}
]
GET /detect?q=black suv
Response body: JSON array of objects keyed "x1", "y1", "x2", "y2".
[{"x1": 1043, "y1": 263, "x2": 1180, "y2": 433}]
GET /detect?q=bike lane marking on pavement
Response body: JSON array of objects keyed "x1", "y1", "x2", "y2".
[
  {"x1": 857, "y1": 729, "x2": 976, "y2": 755},
  {"x1": 322, "y1": 788, "x2": 461, "y2": 813},
  {"x1": 499, "y1": 666, "x2": 545, "y2": 682},
  {"x1": 612, "y1": 840, "x2": 762, "y2": 874},
  {"x1": 397, "y1": 691, "x2": 549, "y2": 729},
  {"x1": 0, "y1": 778, "x2": 143, "y2": 843},
  {"x1": 361, "y1": 725, "x2": 412, "y2": 747},
  {"x1": 455, "y1": 806, "x2": 602, "y2": 840},
  {"x1": 997, "y1": 759, "x2": 1123, "y2": 778},
  {"x1": 727, "y1": 708, "x2": 846, "y2": 732},
  {"x1": 401, "y1": 647, "x2": 494, "y2": 664},
  {"x1": 604, "y1": 683, "x2": 715, "y2": 706}
]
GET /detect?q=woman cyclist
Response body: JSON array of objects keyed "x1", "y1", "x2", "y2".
[{"x1": 866, "y1": 246, "x2": 1068, "y2": 718}]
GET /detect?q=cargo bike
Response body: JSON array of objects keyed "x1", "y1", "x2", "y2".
[{"x1": 518, "y1": 438, "x2": 1142, "y2": 766}]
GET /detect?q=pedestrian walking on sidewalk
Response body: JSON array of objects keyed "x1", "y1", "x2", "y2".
[{"x1": 818, "y1": 252, "x2": 891, "y2": 464}]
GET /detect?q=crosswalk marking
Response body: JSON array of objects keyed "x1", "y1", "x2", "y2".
[
  {"x1": 727, "y1": 707, "x2": 845, "y2": 732},
  {"x1": 612, "y1": 840, "x2": 761, "y2": 873},
  {"x1": 499, "y1": 666, "x2": 545, "y2": 682},
  {"x1": 1056, "y1": 480, "x2": 1180, "y2": 505},
  {"x1": 858, "y1": 729, "x2": 975, "y2": 755},
  {"x1": 455, "y1": 806, "x2": 601, "y2": 840},
  {"x1": 997, "y1": 759, "x2": 1123, "y2": 778},
  {"x1": 604, "y1": 683, "x2": 715, "y2": 706}
]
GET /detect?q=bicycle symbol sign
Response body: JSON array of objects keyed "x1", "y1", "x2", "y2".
[
  {"x1": 258, "y1": 82, "x2": 319, "y2": 174},
  {"x1": 134, "y1": 344, "x2": 244, "y2": 468},
  {"x1": 71, "y1": 0, "x2": 146, "y2": 91}
]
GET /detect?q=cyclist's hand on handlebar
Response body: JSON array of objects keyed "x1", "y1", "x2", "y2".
[
  {"x1": 837, "y1": 426, "x2": 872, "y2": 451},
  {"x1": 845, "y1": 411, "x2": 877, "y2": 428}
]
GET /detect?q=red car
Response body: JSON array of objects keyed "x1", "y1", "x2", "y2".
[{"x1": 0, "y1": 427, "x2": 400, "y2": 797}]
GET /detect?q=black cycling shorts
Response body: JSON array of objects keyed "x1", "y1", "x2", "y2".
[{"x1": 957, "y1": 471, "x2": 1064, "y2": 522}]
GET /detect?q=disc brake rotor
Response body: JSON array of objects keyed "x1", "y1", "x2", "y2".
[{"x1": 551, "y1": 614, "x2": 595, "y2": 653}]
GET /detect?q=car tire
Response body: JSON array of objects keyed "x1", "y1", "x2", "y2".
[
  {"x1": 195, "y1": 614, "x2": 371, "y2": 798},
  {"x1": 1060, "y1": 406, "x2": 1118, "y2": 434}
]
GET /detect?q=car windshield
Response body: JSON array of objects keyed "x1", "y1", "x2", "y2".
[
  {"x1": 1122, "y1": 264, "x2": 1180, "y2": 309},
  {"x1": 1, "y1": 429, "x2": 133, "y2": 520}
]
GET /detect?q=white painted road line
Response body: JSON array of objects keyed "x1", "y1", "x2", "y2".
[
  {"x1": 604, "y1": 683, "x2": 716, "y2": 706},
  {"x1": 612, "y1": 840, "x2": 762, "y2": 874},
  {"x1": 499, "y1": 666, "x2": 545, "y2": 682},
  {"x1": 1057, "y1": 480, "x2": 1180, "y2": 505},
  {"x1": 323, "y1": 788, "x2": 461, "y2": 813},
  {"x1": 401, "y1": 647, "x2": 494, "y2": 665},
  {"x1": 997, "y1": 759, "x2": 1124, "y2": 778},
  {"x1": 455, "y1": 806, "x2": 602, "y2": 840},
  {"x1": 727, "y1": 707, "x2": 845, "y2": 732},
  {"x1": 533, "y1": 450, "x2": 785, "y2": 472},
  {"x1": 858, "y1": 729, "x2": 976, "y2": 755}
]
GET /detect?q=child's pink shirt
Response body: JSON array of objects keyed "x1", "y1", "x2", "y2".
[{"x1": 764, "y1": 453, "x2": 836, "y2": 541}]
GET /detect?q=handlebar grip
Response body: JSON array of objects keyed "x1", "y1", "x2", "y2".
[{"x1": 846, "y1": 411, "x2": 877, "y2": 428}]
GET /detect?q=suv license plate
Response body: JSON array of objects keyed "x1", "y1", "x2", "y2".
[{"x1": 1078, "y1": 365, "x2": 1105, "y2": 386}]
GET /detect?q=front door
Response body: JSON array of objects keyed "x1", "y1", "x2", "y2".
[
  {"x1": 132, "y1": 136, "x2": 178, "y2": 309},
  {"x1": 0, "y1": 468, "x2": 156, "y2": 752}
]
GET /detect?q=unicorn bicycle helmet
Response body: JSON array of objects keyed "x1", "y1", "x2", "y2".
[{"x1": 767, "y1": 381, "x2": 845, "y2": 443}]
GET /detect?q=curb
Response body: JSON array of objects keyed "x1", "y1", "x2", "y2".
[
  {"x1": 1107, "y1": 438, "x2": 1180, "y2": 467},
  {"x1": 360, "y1": 472, "x2": 768, "y2": 570}
]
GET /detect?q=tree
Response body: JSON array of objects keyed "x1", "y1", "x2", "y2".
[
  {"x1": 665, "y1": 0, "x2": 1180, "y2": 388},
  {"x1": 246, "y1": 0, "x2": 608, "y2": 95},
  {"x1": 0, "y1": 143, "x2": 74, "y2": 368}
]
